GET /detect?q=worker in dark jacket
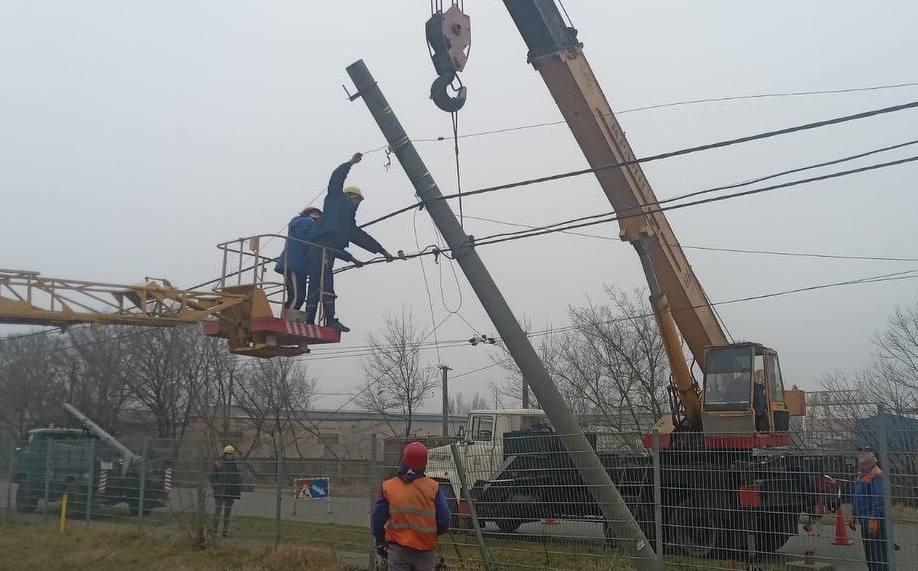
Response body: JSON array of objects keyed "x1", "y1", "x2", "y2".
[
  {"x1": 305, "y1": 152, "x2": 394, "y2": 332},
  {"x1": 851, "y1": 451, "x2": 889, "y2": 570},
  {"x1": 275, "y1": 206, "x2": 321, "y2": 316},
  {"x1": 371, "y1": 442, "x2": 450, "y2": 571},
  {"x1": 209, "y1": 444, "x2": 242, "y2": 537}
]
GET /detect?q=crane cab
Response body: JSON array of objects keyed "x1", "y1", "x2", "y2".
[{"x1": 701, "y1": 342, "x2": 792, "y2": 448}]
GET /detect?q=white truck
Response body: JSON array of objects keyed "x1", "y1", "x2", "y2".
[{"x1": 426, "y1": 408, "x2": 556, "y2": 531}]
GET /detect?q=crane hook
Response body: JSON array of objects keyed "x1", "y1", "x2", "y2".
[{"x1": 425, "y1": 4, "x2": 470, "y2": 113}]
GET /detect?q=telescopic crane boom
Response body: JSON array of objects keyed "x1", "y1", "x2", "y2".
[
  {"x1": 502, "y1": 0, "x2": 802, "y2": 445},
  {"x1": 0, "y1": 234, "x2": 342, "y2": 358}
]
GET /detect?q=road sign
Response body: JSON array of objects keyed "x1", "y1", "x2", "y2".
[
  {"x1": 293, "y1": 476, "x2": 332, "y2": 515},
  {"x1": 294, "y1": 477, "x2": 330, "y2": 500}
]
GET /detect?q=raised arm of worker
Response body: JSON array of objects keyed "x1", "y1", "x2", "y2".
[{"x1": 327, "y1": 152, "x2": 363, "y2": 197}]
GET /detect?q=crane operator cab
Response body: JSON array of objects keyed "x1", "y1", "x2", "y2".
[{"x1": 701, "y1": 342, "x2": 794, "y2": 448}]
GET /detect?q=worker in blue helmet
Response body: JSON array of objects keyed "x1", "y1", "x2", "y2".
[
  {"x1": 305, "y1": 152, "x2": 395, "y2": 332},
  {"x1": 275, "y1": 206, "x2": 322, "y2": 318}
]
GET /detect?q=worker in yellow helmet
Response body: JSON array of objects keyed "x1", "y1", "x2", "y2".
[
  {"x1": 304, "y1": 152, "x2": 395, "y2": 332},
  {"x1": 209, "y1": 444, "x2": 242, "y2": 537}
]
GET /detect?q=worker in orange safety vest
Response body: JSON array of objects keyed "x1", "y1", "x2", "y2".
[{"x1": 371, "y1": 442, "x2": 451, "y2": 570}]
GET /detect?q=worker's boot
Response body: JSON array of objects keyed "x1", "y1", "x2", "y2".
[{"x1": 326, "y1": 318, "x2": 351, "y2": 333}]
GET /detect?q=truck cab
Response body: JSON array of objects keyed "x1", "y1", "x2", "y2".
[
  {"x1": 13, "y1": 428, "x2": 88, "y2": 483},
  {"x1": 427, "y1": 408, "x2": 549, "y2": 525}
]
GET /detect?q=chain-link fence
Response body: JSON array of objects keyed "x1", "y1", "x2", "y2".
[{"x1": 3, "y1": 412, "x2": 918, "y2": 570}]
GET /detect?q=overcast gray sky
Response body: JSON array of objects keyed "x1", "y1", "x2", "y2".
[{"x1": 2, "y1": 1, "x2": 917, "y2": 411}]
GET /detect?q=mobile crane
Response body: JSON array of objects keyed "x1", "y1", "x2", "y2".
[
  {"x1": 0, "y1": 234, "x2": 341, "y2": 358},
  {"x1": 429, "y1": 2, "x2": 837, "y2": 559},
  {"x1": 501, "y1": 0, "x2": 805, "y2": 447}
]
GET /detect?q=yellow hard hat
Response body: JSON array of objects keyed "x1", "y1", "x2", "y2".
[
  {"x1": 344, "y1": 186, "x2": 363, "y2": 200},
  {"x1": 223, "y1": 444, "x2": 236, "y2": 454}
]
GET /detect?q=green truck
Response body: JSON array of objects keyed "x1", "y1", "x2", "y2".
[{"x1": 13, "y1": 404, "x2": 172, "y2": 517}]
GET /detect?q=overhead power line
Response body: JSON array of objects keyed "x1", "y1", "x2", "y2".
[
  {"x1": 410, "y1": 81, "x2": 918, "y2": 144},
  {"x1": 470, "y1": 154, "x2": 918, "y2": 248},
  {"x1": 464, "y1": 215, "x2": 918, "y2": 263},
  {"x1": 361, "y1": 99, "x2": 918, "y2": 229}
]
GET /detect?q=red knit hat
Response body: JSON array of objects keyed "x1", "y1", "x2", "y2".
[
  {"x1": 401, "y1": 441, "x2": 428, "y2": 471},
  {"x1": 300, "y1": 206, "x2": 322, "y2": 217}
]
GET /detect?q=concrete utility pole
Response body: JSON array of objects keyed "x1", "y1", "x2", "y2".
[
  {"x1": 346, "y1": 59, "x2": 658, "y2": 568},
  {"x1": 440, "y1": 364, "x2": 451, "y2": 437}
]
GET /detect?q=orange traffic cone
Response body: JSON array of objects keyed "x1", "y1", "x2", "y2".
[{"x1": 832, "y1": 509, "x2": 853, "y2": 546}]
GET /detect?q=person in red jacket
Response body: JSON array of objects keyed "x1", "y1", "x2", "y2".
[{"x1": 371, "y1": 442, "x2": 450, "y2": 570}]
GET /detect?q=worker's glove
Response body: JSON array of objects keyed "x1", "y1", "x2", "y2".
[
  {"x1": 375, "y1": 540, "x2": 388, "y2": 559},
  {"x1": 381, "y1": 250, "x2": 395, "y2": 263},
  {"x1": 351, "y1": 152, "x2": 363, "y2": 164},
  {"x1": 352, "y1": 258, "x2": 365, "y2": 268},
  {"x1": 868, "y1": 519, "x2": 880, "y2": 536}
]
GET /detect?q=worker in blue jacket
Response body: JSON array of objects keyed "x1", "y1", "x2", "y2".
[
  {"x1": 275, "y1": 206, "x2": 321, "y2": 316},
  {"x1": 305, "y1": 152, "x2": 394, "y2": 332},
  {"x1": 851, "y1": 451, "x2": 889, "y2": 570}
]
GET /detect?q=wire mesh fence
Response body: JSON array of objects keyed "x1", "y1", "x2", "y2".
[{"x1": 2, "y1": 412, "x2": 918, "y2": 570}]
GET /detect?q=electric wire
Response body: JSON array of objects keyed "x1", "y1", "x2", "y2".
[
  {"x1": 463, "y1": 215, "x2": 918, "y2": 263},
  {"x1": 412, "y1": 81, "x2": 918, "y2": 144},
  {"x1": 360, "y1": 99, "x2": 918, "y2": 229},
  {"x1": 469, "y1": 154, "x2": 918, "y2": 248}
]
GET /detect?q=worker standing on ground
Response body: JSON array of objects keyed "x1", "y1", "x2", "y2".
[
  {"x1": 304, "y1": 152, "x2": 394, "y2": 332},
  {"x1": 209, "y1": 444, "x2": 242, "y2": 538},
  {"x1": 851, "y1": 451, "x2": 889, "y2": 570},
  {"x1": 371, "y1": 442, "x2": 450, "y2": 571},
  {"x1": 275, "y1": 206, "x2": 322, "y2": 318}
]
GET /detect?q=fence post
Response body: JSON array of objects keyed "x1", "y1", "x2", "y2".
[
  {"x1": 85, "y1": 439, "x2": 96, "y2": 524},
  {"x1": 877, "y1": 404, "x2": 896, "y2": 570},
  {"x1": 42, "y1": 442, "x2": 52, "y2": 518},
  {"x1": 450, "y1": 443, "x2": 493, "y2": 571},
  {"x1": 368, "y1": 433, "x2": 378, "y2": 571},
  {"x1": 137, "y1": 439, "x2": 148, "y2": 525},
  {"x1": 6, "y1": 440, "x2": 14, "y2": 521},
  {"x1": 652, "y1": 430, "x2": 664, "y2": 565},
  {"x1": 274, "y1": 449, "x2": 284, "y2": 550}
]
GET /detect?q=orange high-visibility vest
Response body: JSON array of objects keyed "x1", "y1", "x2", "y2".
[{"x1": 382, "y1": 476, "x2": 439, "y2": 551}]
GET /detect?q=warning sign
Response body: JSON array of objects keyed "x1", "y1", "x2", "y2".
[{"x1": 294, "y1": 477, "x2": 330, "y2": 500}]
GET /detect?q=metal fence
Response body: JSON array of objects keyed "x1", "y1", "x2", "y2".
[{"x1": 3, "y1": 417, "x2": 917, "y2": 570}]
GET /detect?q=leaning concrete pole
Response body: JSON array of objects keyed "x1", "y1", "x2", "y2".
[{"x1": 346, "y1": 59, "x2": 658, "y2": 568}]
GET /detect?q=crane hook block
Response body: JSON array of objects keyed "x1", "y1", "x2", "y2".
[
  {"x1": 430, "y1": 75, "x2": 467, "y2": 113},
  {"x1": 426, "y1": 4, "x2": 470, "y2": 113}
]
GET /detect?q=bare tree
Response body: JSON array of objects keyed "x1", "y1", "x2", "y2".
[
  {"x1": 818, "y1": 298, "x2": 918, "y2": 425},
  {"x1": 493, "y1": 287, "x2": 670, "y2": 431},
  {"x1": 562, "y1": 287, "x2": 669, "y2": 430},
  {"x1": 0, "y1": 333, "x2": 69, "y2": 439},
  {"x1": 357, "y1": 310, "x2": 437, "y2": 438},
  {"x1": 234, "y1": 358, "x2": 316, "y2": 459},
  {"x1": 448, "y1": 392, "x2": 488, "y2": 415},
  {"x1": 64, "y1": 326, "x2": 136, "y2": 434}
]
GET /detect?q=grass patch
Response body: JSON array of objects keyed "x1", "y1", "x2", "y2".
[{"x1": 0, "y1": 521, "x2": 352, "y2": 570}]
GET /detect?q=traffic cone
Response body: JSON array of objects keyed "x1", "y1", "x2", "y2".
[
  {"x1": 541, "y1": 517, "x2": 559, "y2": 525},
  {"x1": 831, "y1": 509, "x2": 853, "y2": 546}
]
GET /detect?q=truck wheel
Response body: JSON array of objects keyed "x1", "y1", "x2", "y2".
[
  {"x1": 15, "y1": 484, "x2": 39, "y2": 513},
  {"x1": 755, "y1": 512, "x2": 798, "y2": 554},
  {"x1": 127, "y1": 501, "x2": 153, "y2": 517},
  {"x1": 665, "y1": 500, "x2": 721, "y2": 558}
]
